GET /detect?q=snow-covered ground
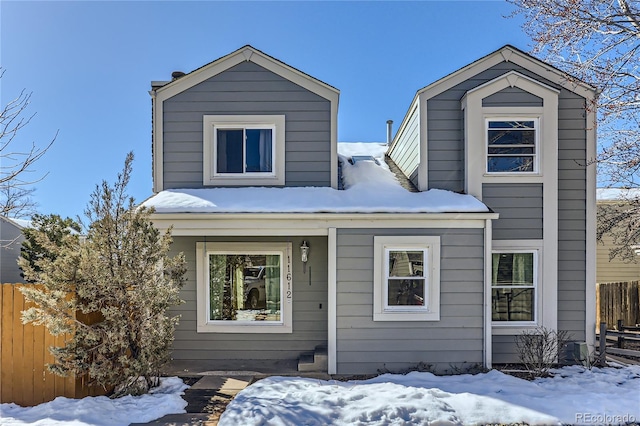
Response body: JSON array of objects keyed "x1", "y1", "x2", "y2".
[
  {"x1": 220, "y1": 365, "x2": 640, "y2": 426},
  {"x1": 0, "y1": 377, "x2": 188, "y2": 426},
  {"x1": 2, "y1": 365, "x2": 639, "y2": 425}
]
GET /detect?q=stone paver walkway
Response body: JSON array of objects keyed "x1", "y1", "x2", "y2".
[{"x1": 130, "y1": 376, "x2": 252, "y2": 426}]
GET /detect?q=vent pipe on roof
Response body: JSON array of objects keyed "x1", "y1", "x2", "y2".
[
  {"x1": 386, "y1": 120, "x2": 393, "y2": 145},
  {"x1": 171, "y1": 71, "x2": 186, "y2": 80}
]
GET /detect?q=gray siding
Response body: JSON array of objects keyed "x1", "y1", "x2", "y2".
[
  {"x1": 336, "y1": 228, "x2": 485, "y2": 375},
  {"x1": 482, "y1": 87, "x2": 543, "y2": 107},
  {"x1": 557, "y1": 89, "x2": 587, "y2": 342},
  {"x1": 492, "y1": 335, "x2": 518, "y2": 364},
  {"x1": 483, "y1": 183, "x2": 543, "y2": 240},
  {"x1": 0, "y1": 220, "x2": 25, "y2": 283},
  {"x1": 388, "y1": 104, "x2": 420, "y2": 188},
  {"x1": 491, "y1": 89, "x2": 588, "y2": 363},
  {"x1": 168, "y1": 235, "x2": 327, "y2": 362},
  {"x1": 421, "y1": 61, "x2": 588, "y2": 363},
  {"x1": 427, "y1": 62, "x2": 558, "y2": 192},
  {"x1": 162, "y1": 61, "x2": 332, "y2": 188}
]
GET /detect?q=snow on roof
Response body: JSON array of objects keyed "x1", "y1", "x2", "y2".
[
  {"x1": 597, "y1": 188, "x2": 640, "y2": 201},
  {"x1": 142, "y1": 142, "x2": 489, "y2": 214},
  {"x1": 1, "y1": 216, "x2": 31, "y2": 229},
  {"x1": 11, "y1": 218, "x2": 32, "y2": 228}
]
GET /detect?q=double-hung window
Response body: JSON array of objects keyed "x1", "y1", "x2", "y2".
[
  {"x1": 486, "y1": 119, "x2": 538, "y2": 173},
  {"x1": 196, "y1": 242, "x2": 293, "y2": 333},
  {"x1": 373, "y1": 236, "x2": 440, "y2": 321},
  {"x1": 203, "y1": 115, "x2": 285, "y2": 186},
  {"x1": 491, "y1": 250, "x2": 537, "y2": 323}
]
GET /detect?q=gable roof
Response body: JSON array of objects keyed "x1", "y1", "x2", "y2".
[
  {"x1": 150, "y1": 45, "x2": 341, "y2": 193},
  {"x1": 417, "y1": 44, "x2": 597, "y2": 101},
  {"x1": 389, "y1": 44, "x2": 598, "y2": 158},
  {"x1": 152, "y1": 45, "x2": 340, "y2": 102}
]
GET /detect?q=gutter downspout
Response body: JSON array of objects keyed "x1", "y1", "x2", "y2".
[
  {"x1": 328, "y1": 227, "x2": 337, "y2": 374},
  {"x1": 484, "y1": 218, "x2": 493, "y2": 369}
]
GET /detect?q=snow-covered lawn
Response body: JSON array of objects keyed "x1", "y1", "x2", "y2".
[
  {"x1": 2, "y1": 366, "x2": 639, "y2": 425},
  {"x1": 219, "y1": 365, "x2": 640, "y2": 426},
  {"x1": 0, "y1": 377, "x2": 188, "y2": 426}
]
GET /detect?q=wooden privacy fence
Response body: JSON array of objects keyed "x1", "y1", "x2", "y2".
[
  {"x1": 596, "y1": 281, "x2": 640, "y2": 330},
  {"x1": 0, "y1": 283, "x2": 105, "y2": 406}
]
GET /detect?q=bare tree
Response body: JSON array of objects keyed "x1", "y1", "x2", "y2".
[
  {"x1": 0, "y1": 185, "x2": 38, "y2": 219},
  {"x1": 509, "y1": 0, "x2": 640, "y2": 259},
  {"x1": 0, "y1": 69, "x2": 55, "y2": 218}
]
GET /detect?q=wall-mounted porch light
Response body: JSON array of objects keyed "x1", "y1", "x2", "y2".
[{"x1": 300, "y1": 240, "x2": 310, "y2": 263}]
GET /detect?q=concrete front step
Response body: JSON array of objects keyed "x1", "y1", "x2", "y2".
[{"x1": 298, "y1": 346, "x2": 328, "y2": 372}]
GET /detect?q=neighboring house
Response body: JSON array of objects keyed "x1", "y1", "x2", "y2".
[
  {"x1": 0, "y1": 217, "x2": 29, "y2": 283},
  {"x1": 143, "y1": 45, "x2": 596, "y2": 374},
  {"x1": 596, "y1": 188, "x2": 640, "y2": 283}
]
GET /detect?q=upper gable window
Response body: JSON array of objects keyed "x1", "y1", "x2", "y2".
[
  {"x1": 486, "y1": 119, "x2": 538, "y2": 174},
  {"x1": 203, "y1": 115, "x2": 285, "y2": 186},
  {"x1": 217, "y1": 127, "x2": 274, "y2": 174}
]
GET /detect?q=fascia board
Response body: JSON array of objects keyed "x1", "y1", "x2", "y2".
[
  {"x1": 464, "y1": 70, "x2": 560, "y2": 98},
  {"x1": 149, "y1": 213, "x2": 500, "y2": 236},
  {"x1": 506, "y1": 52, "x2": 597, "y2": 100},
  {"x1": 417, "y1": 46, "x2": 597, "y2": 102},
  {"x1": 154, "y1": 46, "x2": 339, "y2": 103},
  {"x1": 150, "y1": 212, "x2": 499, "y2": 221},
  {"x1": 417, "y1": 52, "x2": 506, "y2": 100},
  {"x1": 249, "y1": 52, "x2": 340, "y2": 102},
  {"x1": 154, "y1": 51, "x2": 246, "y2": 102},
  {"x1": 151, "y1": 45, "x2": 340, "y2": 193}
]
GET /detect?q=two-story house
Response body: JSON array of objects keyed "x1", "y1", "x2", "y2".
[{"x1": 142, "y1": 45, "x2": 596, "y2": 375}]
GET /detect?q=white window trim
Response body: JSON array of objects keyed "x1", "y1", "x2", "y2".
[
  {"x1": 203, "y1": 115, "x2": 285, "y2": 186},
  {"x1": 462, "y1": 71, "x2": 559, "y2": 198},
  {"x1": 485, "y1": 117, "x2": 540, "y2": 176},
  {"x1": 491, "y1": 240, "x2": 549, "y2": 335},
  {"x1": 491, "y1": 248, "x2": 538, "y2": 326},
  {"x1": 373, "y1": 236, "x2": 440, "y2": 322},
  {"x1": 196, "y1": 242, "x2": 293, "y2": 333}
]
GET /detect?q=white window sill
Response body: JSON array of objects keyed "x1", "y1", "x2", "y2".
[
  {"x1": 374, "y1": 311, "x2": 440, "y2": 322},
  {"x1": 491, "y1": 323, "x2": 539, "y2": 335},
  {"x1": 197, "y1": 321, "x2": 292, "y2": 334}
]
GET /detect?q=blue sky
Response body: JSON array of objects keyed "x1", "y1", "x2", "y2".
[{"x1": 1, "y1": 1, "x2": 530, "y2": 220}]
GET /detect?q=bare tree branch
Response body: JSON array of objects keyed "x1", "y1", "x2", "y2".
[
  {"x1": 0, "y1": 68, "x2": 56, "y2": 218},
  {"x1": 509, "y1": 0, "x2": 640, "y2": 260}
]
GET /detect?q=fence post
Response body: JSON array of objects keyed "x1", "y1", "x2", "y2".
[
  {"x1": 617, "y1": 319, "x2": 624, "y2": 331},
  {"x1": 599, "y1": 322, "x2": 607, "y2": 365}
]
